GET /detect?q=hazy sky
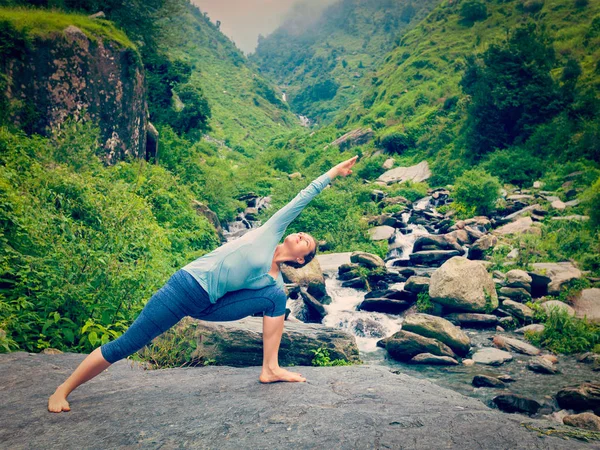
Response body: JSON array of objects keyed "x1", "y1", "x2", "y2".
[{"x1": 192, "y1": 0, "x2": 333, "y2": 54}]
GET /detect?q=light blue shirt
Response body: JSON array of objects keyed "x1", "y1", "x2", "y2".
[{"x1": 182, "y1": 172, "x2": 332, "y2": 303}]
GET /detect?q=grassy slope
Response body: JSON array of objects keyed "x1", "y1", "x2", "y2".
[
  {"x1": 158, "y1": 4, "x2": 302, "y2": 153},
  {"x1": 250, "y1": 0, "x2": 440, "y2": 124},
  {"x1": 0, "y1": 7, "x2": 135, "y2": 49},
  {"x1": 336, "y1": 0, "x2": 600, "y2": 165}
]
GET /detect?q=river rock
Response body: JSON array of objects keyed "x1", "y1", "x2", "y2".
[
  {"x1": 498, "y1": 287, "x2": 531, "y2": 302},
  {"x1": 180, "y1": 317, "x2": 360, "y2": 367},
  {"x1": 299, "y1": 290, "x2": 327, "y2": 323},
  {"x1": 472, "y1": 375, "x2": 505, "y2": 388},
  {"x1": 541, "y1": 300, "x2": 575, "y2": 317},
  {"x1": 493, "y1": 394, "x2": 541, "y2": 415},
  {"x1": 402, "y1": 313, "x2": 471, "y2": 356},
  {"x1": 341, "y1": 277, "x2": 367, "y2": 289},
  {"x1": 527, "y1": 357, "x2": 559, "y2": 374},
  {"x1": 530, "y1": 262, "x2": 582, "y2": 296},
  {"x1": 472, "y1": 348, "x2": 513, "y2": 366},
  {"x1": 281, "y1": 258, "x2": 326, "y2": 291},
  {"x1": 429, "y1": 257, "x2": 498, "y2": 313},
  {"x1": 404, "y1": 276, "x2": 430, "y2": 294},
  {"x1": 556, "y1": 383, "x2": 600, "y2": 414},
  {"x1": 358, "y1": 298, "x2": 413, "y2": 315},
  {"x1": 413, "y1": 235, "x2": 464, "y2": 253},
  {"x1": 350, "y1": 251, "x2": 385, "y2": 269},
  {"x1": 352, "y1": 317, "x2": 387, "y2": 338},
  {"x1": 493, "y1": 217, "x2": 538, "y2": 236},
  {"x1": 410, "y1": 250, "x2": 461, "y2": 266},
  {"x1": 368, "y1": 226, "x2": 396, "y2": 241},
  {"x1": 571, "y1": 288, "x2": 600, "y2": 323},
  {"x1": 377, "y1": 330, "x2": 455, "y2": 361},
  {"x1": 505, "y1": 270, "x2": 532, "y2": 291},
  {"x1": 377, "y1": 160, "x2": 431, "y2": 184},
  {"x1": 469, "y1": 234, "x2": 497, "y2": 259},
  {"x1": 444, "y1": 313, "x2": 499, "y2": 328},
  {"x1": 410, "y1": 353, "x2": 459, "y2": 365},
  {"x1": 563, "y1": 413, "x2": 600, "y2": 431},
  {"x1": 501, "y1": 299, "x2": 534, "y2": 322},
  {"x1": 316, "y1": 252, "x2": 352, "y2": 271},
  {"x1": 493, "y1": 335, "x2": 541, "y2": 356},
  {"x1": 515, "y1": 324, "x2": 545, "y2": 335}
]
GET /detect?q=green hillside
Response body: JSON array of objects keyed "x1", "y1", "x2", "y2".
[{"x1": 250, "y1": 0, "x2": 440, "y2": 124}]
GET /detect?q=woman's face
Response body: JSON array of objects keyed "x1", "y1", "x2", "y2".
[{"x1": 284, "y1": 232, "x2": 316, "y2": 264}]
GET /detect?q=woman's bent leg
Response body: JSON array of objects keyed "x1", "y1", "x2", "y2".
[{"x1": 49, "y1": 271, "x2": 198, "y2": 412}]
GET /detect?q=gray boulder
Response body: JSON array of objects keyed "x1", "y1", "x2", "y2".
[
  {"x1": 377, "y1": 330, "x2": 455, "y2": 361},
  {"x1": 410, "y1": 353, "x2": 459, "y2": 365},
  {"x1": 402, "y1": 313, "x2": 471, "y2": 356},
  {"x1": 471, "y1": 348, "x2": 513, "y2": 366}
]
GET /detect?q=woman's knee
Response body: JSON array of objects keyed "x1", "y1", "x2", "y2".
[{"x1": 264, "y1": 287, "x2": 287, "y2": 318}]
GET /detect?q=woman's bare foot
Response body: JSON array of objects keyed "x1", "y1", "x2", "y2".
[
  {"x1": 259, "y1": 366, "x2": 306, "y2": 383},
  {"x1": 48, "y1": 390, "x2": 71, "y2": 413}
]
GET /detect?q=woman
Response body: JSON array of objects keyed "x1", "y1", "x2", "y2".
[{"x1": 48, "y1": 155, "x2": 358, "y2": 413}]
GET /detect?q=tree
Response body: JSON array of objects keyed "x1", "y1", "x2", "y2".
[{"x1": 460, "y1": 1, "x2": 488, "y2": 24}]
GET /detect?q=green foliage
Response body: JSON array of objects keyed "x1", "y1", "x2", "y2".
[
  {"x1": 480, "y1": 148, "x2": 544, "y2": 187},
  {"x1": 525, "y1": 307, "x2": 600, "y2": 354},
  {"x1": 380, "y1": 132, "x2": 414, "y2": 154},
  {"x1": 389, "y1": 180, "x2": 429, "y2": 203},
  {"x1": 310, "y1": 345, "x2": 354, "y2": 366},
  {"x1": 582, "y1": 177, "x2": 600, "y2": 230},
  {"x1": 169, "y1": 84, "x2": 211, "y2": 137},
  {"x1": 460, "y1": 1, "x2": 488, "y2": 24},
  {"x1": 356, "y1": 154, "x2": 387, "y2": 180},
  {"x1": 416, "y1": 291, "x2": 434, "y2": 313},
  {"x1": 452, "y1": 168, "x2": 501, "y2": 216}
]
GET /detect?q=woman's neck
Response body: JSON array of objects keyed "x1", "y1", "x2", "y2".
[{"x1": 272, "y1": 244, "x2": 292, "y2": 265}]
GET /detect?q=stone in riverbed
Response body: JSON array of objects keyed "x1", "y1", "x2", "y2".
[
  {"x1": 493, "y1": 394, "x2": 541, "y2": 415},
  {"x1": 505, "y1": 269, "x2": 532, "y2": 291},
  {"x1": 409, "y1": 250, "x2": 461, "y2": 266},
  {"x1": 527, "y1": 356, "x2": 559, "y2": 374},
  {"x1": 472, "y1": 348, "x2": 513, "y2": 366},
  {"x1": 498, "y1": 287, "x2": 531, "y2": 302},
  {"x1": 429, "y1": 257, "x2": 498, "y2": 313},
  {"x1": 402, "y1": 313, "x2": 471, "y2": 356},
  {"x1": 501, "y1": 299, "x2": 534, "y2": 322},
  {"x1": 358, "y1": 298, "x2": 413, "y2": 315},
  {"x1": 563, "y1": 412, "x2": 600, "y2": 431},
  {"x1": 404, "y1": 276, "x2": 430, "y2": 294},
  {"x1": 377, "y1": 330, "x2": 456, "y2": 361},
  {"x1": 472, "y1": 375, "x2": 505, "y2": 388},
  {"x1": 556, "y1": 383, "x2": 600, "y2": 414},
  {"x1": 493, "y1": 335, "x2": 541, "y2": 356},
  {"x1": 368, "y1": 225, "x2": 396, "y2": 241},
  {"x1": 515, "y1": 324, "x2": 545, "y2": 335},
  {"x1": 541, "y1": 300, "x2": 575, "y2": 317},
  {"x1": 410, "y1": 353, "x2": 459, "y2": 365},
  {"x1": 571, "y1": 288, "x2": 600, "y2": 323},
  {"x1": 444, "y1": 313, "x2": 499, "y2": 328},
  {"x1": 350, "y1": 251, "x2": 385, "y2": 269}
]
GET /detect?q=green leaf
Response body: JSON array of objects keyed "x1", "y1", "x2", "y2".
[
  {"x1": 88, "y1": 331, "x2": 98, "y2": 346},
  {"x1": 63, "y1": 329, "x2": 74, "y2": 344},
  {"x1": 53, "y1": 312, "x2": 60, "y2": 323}
]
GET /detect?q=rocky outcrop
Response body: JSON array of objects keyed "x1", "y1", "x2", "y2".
[
  {"x1": 429, "y1": 257, "x2": 498, "y2": 313},
  {"x1": 377, "y1": 161, "x2": 431, "y2": 185},
  {"x1": 2, "y1": 23, "x2": 148, "y2": 164},
  {"x1": 571, "y1": 288, "x2": 600, "y2": 323}
]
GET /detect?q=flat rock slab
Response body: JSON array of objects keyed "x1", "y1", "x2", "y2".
[{"x1": 0, "y1": 352, "x2": 590, "y2": 449}]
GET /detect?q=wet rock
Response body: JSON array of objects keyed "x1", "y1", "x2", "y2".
[
  {"x1": 497, "y1": 375, "x2": 515, "y2": 383},
  {"x1": 358, "y1": 298, "x2": 413, "y2": 315},
  {"x1": 410, "y1": 250, "x2": 461, "y2": 266},
  {"x1": 472, "y1": 375, "x2": 505, "y2": 388},
  {"x1": 556, "y1": 383, "x2": 600, "y2": 414},
  {"x1": 498, "y1": 287, "x2": 531, "y2": 302},
  {"x1": 429, "y1": 257, "x2": 499, "y2": 313},
  {"x1": 350, "y1": 251, "x2": 385, "y2": 269},
  {"x1": 577, "y1": 352, "x2": 600, "y2": 365},
  {"x1": 371, "y1": 190, "x2": 387, "y2": 202},
  {"x1": 493, "y1": 394, "x2": 541, "y2": 415},
  {"x1": 501, "y1": 299, "x2": 534, "y2": 322},
  {"x1": 515, "y1": 324, "x2": 545, "y2": 335},
  {"x1": 469, "y1": 234, "x2": 497, "y2": 260},
  {"x1": 413, "y1": 235, "x2": 464, "y2": 253},
  {"x1": 493, "y1": 335, "x2": 540, "y2": 356},
  {"x1": 444, "y1": 313, "x2": 499, "y2": 328},
  {"x1": 299, "y1": 290, "x2": 327, "y2": 323},
  {"x1": 462, "y1": 359, "x2": 475, "y2": 366},
  {"x1": 377, "y1": 330, "x2": 455, "y2": 361},
  {"x1": 530, "y1": 262, "x2": 582, "y2": 296},
  {"x1": 527, "y1": 357, "x2": 559, "y2": 374},
  {"x1": 281, "y1": 258, "x2": 326, "y2": 291},
  {"x1": 563, "y1": 413, "x2": 600, "y2": 431},
  {"x1": 472, "y1": 348, "x2": 513, "y2": 366},
  {"x1": 352, "y1": 317, "x2": 387, "y2": 338},
  {"x1": 341, "y1": 277, "x2": 367, "y2": 289},
  {"x1": 402, "y1": 313, "x2": 471, "y2": 356},
  {"x1": 404, "y1": 276, "x2": 430, "y2": 294},
  {"x1": 364, "y1": 289, "x2": 416, "y2": 301},
  {"x1": 541, "y1": 300, "x2": 575, "y2": 317},
  {"x1": 571, "y1": 288, "x2": 600, "y2": 323},
  {"x1": 541, "y1": 354, "x2": 558, "y2": 364},
  {"x1": 410, "y1": 353, "x2": 458, "y2": 365}
]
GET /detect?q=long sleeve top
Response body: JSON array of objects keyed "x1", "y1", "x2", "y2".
[{"x1": 182, "y1": 172, "x2": 332, "y2": 304}]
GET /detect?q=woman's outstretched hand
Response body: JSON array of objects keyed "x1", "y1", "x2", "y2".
[{"x1": 327, "y1": 155, "x2": 359, "y2": 180}]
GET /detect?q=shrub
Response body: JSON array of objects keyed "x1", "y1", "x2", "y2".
[
  {"x1": 452, "y1": 168, "x2": 501, "y2": 215},
  {"x1": 582, "y1": 177, "x2": 600, "y2": 230},
  {"x1": 356, "y1": 155, "x2": 387, "y2": 180},
  {"x1": 460, "y1": 1, "x2": 488, "y2": 23},
  {"x1": 380, "y1": 132, "x2": 414, "y2": 154},
  {"x1": 480, "y1": 148, "x2": 544, "y2": 186},
  {"x1": 416, "y1": 291, "x2": 434, "y2": 313}
]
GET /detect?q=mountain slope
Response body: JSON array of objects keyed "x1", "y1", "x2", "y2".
[{"x1": 249, "y1": 0, "x2": 440, "y2": 125}]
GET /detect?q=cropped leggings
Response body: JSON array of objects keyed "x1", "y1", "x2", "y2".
[{"x1": 100, "y1": 269, "x2": 287, "y2": 364}]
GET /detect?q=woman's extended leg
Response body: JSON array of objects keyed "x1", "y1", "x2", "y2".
[{"x1": 48, "y1": 270, "x2": 200, "y2": 413}]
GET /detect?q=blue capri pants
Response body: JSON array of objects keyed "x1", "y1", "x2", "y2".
[{"x1": 100, "y1": 269, "x2": 287, "y2": 364}]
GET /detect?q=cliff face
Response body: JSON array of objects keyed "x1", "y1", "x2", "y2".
[{"x1": 3, "y1": 24, "x2": 147, "y2": 164}]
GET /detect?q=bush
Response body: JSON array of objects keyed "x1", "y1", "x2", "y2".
[
  {"x1": 582, "y1": 177, "x2": 600, "y2": 230},
  {"x1": 480, "y1": 148, "x2": 544, "y2": 186},
  {"x1": 460, "y1": 1, "x2": 488, "y2": 23},
  {"x1": 452, "y1": 168, "x2": 501, "y2": 216},
  {"x1": 356, "y1": 155, "x2": 387, "y2": 180},
  {"x1": 380, "y1": 132, "x2": 414, "y2": 154}
]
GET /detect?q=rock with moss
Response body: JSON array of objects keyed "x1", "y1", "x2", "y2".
[
  {"x1": 377, "y1": 330, "x2": 455, "y2": 361},
  {"x1": 501, "y1": 299, "x2": 534, "y2": 322},
  {"x1": 429, "y1": 257, "x2": 498, "y2": 313},
  {"x1": 350, "y1": 251, "x2": 385, "y2": 269},
  {"x1": 402, "y1": 313, "x2": 471, "y2": 356}
]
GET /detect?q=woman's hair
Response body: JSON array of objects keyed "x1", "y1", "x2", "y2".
[{"x1": 285, "y1": 235, "x2": 318, "y2": 269}]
